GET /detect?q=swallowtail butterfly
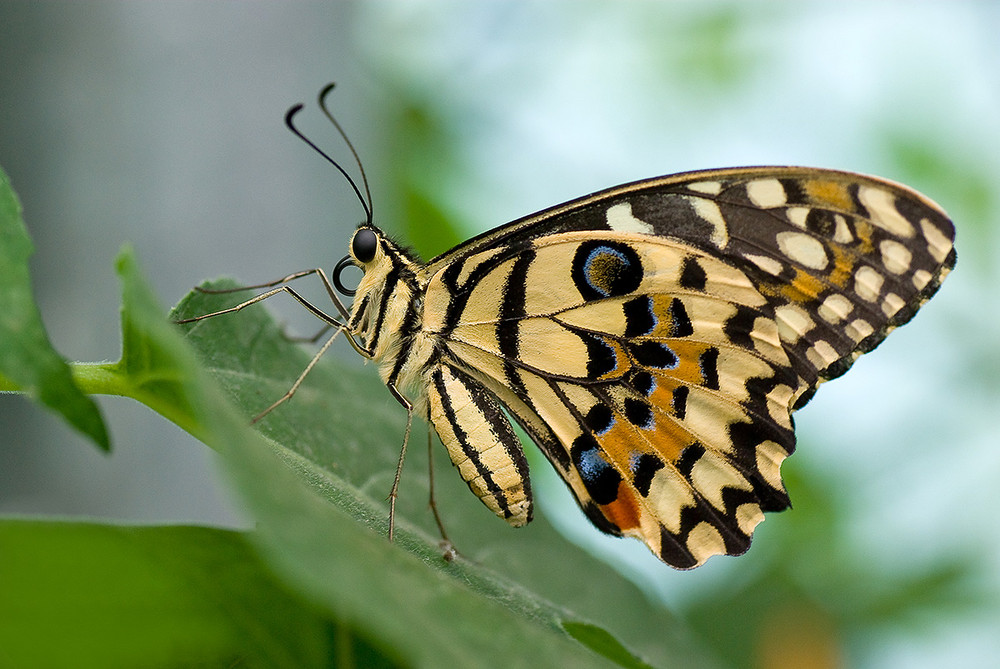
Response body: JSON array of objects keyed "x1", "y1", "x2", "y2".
[{"x1": 179, "y1": 86, "x2": 955, "y2": 568}]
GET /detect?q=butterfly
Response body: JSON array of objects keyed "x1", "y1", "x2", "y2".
[{"x1": 179, "y1": 86, "x2": 956, "y2": 568}]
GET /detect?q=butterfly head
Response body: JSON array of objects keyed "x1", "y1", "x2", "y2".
[
  {"x1": 334, "y1": 224, "x2": 426, "y2": 360},
  {"x1": 333, "y1": 225, "x2": 387, "y2": 297}
]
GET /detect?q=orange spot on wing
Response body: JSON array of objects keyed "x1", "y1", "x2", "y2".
[
  {"x1": 657, "y1": 340, "x2": 714, "y2": 385},
  {"x1": 780, "y1": 268, "x2": 825, "y2": 303},
  {"x1": 827, "y1": 246, "x2": 855, "y2": 288},
  {"x1": 597, "y1": 400, "x2": 692, "y2": 465},
  {"x1": 601, "y1": 485, "x2": 642, "y2": 532},
  {"x1": 852, "y1": 219, "x2": 876, "y2": 254},
  {"x1": 804, "y1": 179, "x2": 855, "y2": 213}
]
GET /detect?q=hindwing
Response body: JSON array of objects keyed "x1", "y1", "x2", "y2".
[{"x1": 421, "y1": 167, "x2": 955, "y2": 568}]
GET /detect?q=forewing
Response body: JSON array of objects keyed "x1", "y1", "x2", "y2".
[{"x1": 428, "y1": 167, "x2": 956, "y2": 408}]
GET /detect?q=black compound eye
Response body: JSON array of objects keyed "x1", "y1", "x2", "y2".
[{"x1": 352, "y1": 228, "x2": 378, "y2": 263}]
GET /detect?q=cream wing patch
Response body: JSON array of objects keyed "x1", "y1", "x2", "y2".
[{"x1": 607, "y1": 202, "x2": 654, "y2": 234}]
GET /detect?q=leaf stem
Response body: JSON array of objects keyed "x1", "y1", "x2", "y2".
[
  {"x1": 0, "y1": 361, "x2": 130, "y2": 396},
  {"x1": 67, "y1": 361, "x2": 130, "y2": 396}
]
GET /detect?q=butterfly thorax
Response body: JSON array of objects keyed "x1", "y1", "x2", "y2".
[{"x1": 347, "y1": 227, "x2": 436, "y2": 406}]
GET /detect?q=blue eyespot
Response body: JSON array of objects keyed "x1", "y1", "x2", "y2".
[
  {"x1": 577, "y1": 447, "x2": 612, "y2": 482},
  {"x1": 572, "y1": 241, "x2": 643, "y2": 301}
]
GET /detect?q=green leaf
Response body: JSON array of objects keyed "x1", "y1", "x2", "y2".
[
  {"x1": 0, "y1": 164, "x2": 110, "y2": 450},
  {"x1": 108, "y1": 251, "x2": 715, "y2": 667},
  {"x1": 0, "y1": 520, "x2": 359, "y2": 669},
  {"x1": 564, "y1": 622, "x2": 658, "y2": 669}
]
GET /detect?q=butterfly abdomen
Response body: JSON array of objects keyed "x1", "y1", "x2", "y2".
[{"x1": 427, "y1": 364, "x2": 533, "y2": 526}]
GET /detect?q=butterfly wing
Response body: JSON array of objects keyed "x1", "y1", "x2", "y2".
[
  {"x1": 428, "y1": 167, "x2": 956, "y2": 407},
  {"x1": 425, "y1": 233, "x2": 797, "y2": 567},
  {"x1": 422, "y1": 167, "x2": 955, "y2": 568}
]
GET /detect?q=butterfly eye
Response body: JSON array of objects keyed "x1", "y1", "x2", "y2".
[{"x1": 352, "y1": 228, "x2": 378, "y2": 263}]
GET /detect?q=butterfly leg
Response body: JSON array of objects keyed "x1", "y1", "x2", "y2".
[
  {"x1": 426, "y1": 425, "x2": 458, "y2": 561},
  {"x1": 175, "y1": 278, "x2": 372, "y2": 359},
  {"x1": 189, "y1": 268, "x2": 352, "y2": 321},
  {"x1": 249, "y1": 329, "x2": 342, "y2": 424},
  {"x1": 282, "y1": 323, "x2": 332, "y2": 344},
  {"x1": 191, "y1": 268, "x2": 326, "y2": 294},
  {"x1": 176, "y1": 274, "x2": 374, "y2": 422},
  {"x1": 176, "y1": 284, "x2": 343, "y2": 328},
  {"x1": 177, "y1": 266, "x2": 353, "y2": 324},
  {"x1": 386, "y1": 384, "x2": 414, "y2": 543}
]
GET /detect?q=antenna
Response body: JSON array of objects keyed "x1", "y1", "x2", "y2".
[
  {"x1": 284, "y1": 89, "x2": 372, "y2": 224},
  {"x1": 318, "y1": 83, "x2": 373, "y2": 222}
]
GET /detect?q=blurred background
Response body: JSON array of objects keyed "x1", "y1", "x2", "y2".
[{"x1": 1, "y1": 2, "x2": 997, "y2": 667}]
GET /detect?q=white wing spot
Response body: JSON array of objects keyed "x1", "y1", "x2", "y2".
[
  {"x1": 647, "y1": 469, "x2": 695, "y2": 533},
  {"x1": 746, "y1": 178, "x2": 787, "y2": 208},
  {"x1": 774, "y1": 303, "x2": 815, "y2": 344},
  {"x1": 854, "y1": 265, "x2": 884, "y2": 302},
  {"x1": 882, "y1": 292, "x2": 905, "y2": 317},
  {"x1": 879, "y1": 239, "x2": 913, "y2": 274},
  {"x1": 912, "y1": 269, "x2": 932, "y2": 291},
  {"x1": 755, "y1": 440, "x2": 787, "y2": 490},
  {"x1": 745, "y1": 253, "x2": 784, "y2": 276},
  {"x1": 818, "y1": 293, "x2": 854, "y2": 324},
  {"x1": 785, "y1": 207, "x2": 810, "y2": 229},
  {"x1": 858, "y1": 186, "x2": 915, "y2": 238},
  {"x1": 833, "y1": 214, "x2": 854, "y2": 244},
  {"x1": 776, "y1": 231, "x2": 828, "y2": 270},
  {"x1": 735, "y1": 503, "x2": 765, "y2": 535},
  {"x1": 920, "y1": 218, "x2": 952, "y2": 263},
  {"x1": 687, "y1": 180, "x2": 723, "y2": 195},
  {"x1": 689, "y1": 197, "x2": 729, "y2": 248},
  {"x1": 606, "y1": 202, "x2": 654, "y2": 234},
  {"x1": 687, "y1": 522, "x2": 727, "y2": 564},
  {"x1": 765, "y1": 385, "x2": 794, "y2": 429},
  {"x1": 806, "y1": 339, "x2": 839, "y2": 370},
  {"x1": 848, "y1": 318, "x2": 875, "y2": 341},
  {"x1": 690, "y1": 454, "x2": 749, "y2": 512}
]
